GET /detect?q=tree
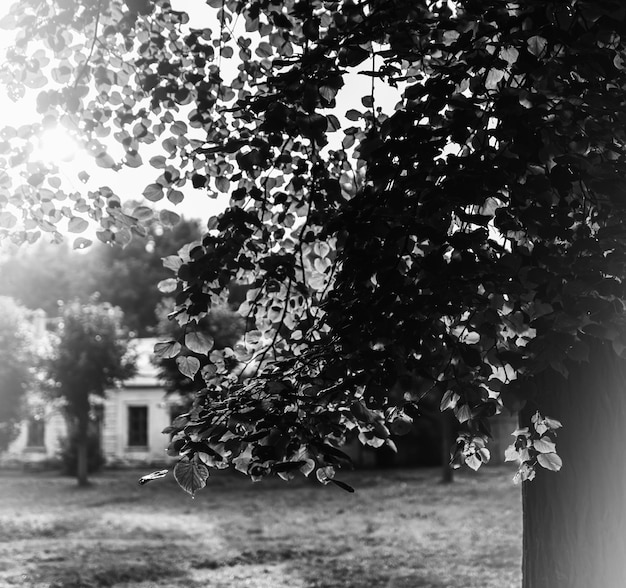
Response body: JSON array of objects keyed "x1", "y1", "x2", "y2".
[
  {"x1": 3, "y1": 0, "x2": 626, "y2": 585},
  {"x1": 86, "y1": 213, "x2": 203, "y2": 335},
  {"x1": 0, "y1": 297, "x2": 39, "y2": 450},
  {"x1": 47, "y1": 299, "x2": 134, "y2": 486},
  {"x1": 0, "y1": 242, "x2": 93, "y2": 316},
  {"x1": 0, "y1": 214, "x2": 203, "y2": 336}
]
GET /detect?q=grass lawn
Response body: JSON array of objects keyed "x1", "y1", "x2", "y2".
[{"x1": 0, "y1": 466, "x2": 521, "y2": 588}]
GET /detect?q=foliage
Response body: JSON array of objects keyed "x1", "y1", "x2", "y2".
[
  {"x1": 3, "y1": 0, "x2": 626, "y2": 491},
  {"x1": 0, "y1": 242, "x2": 93, "y2": 316},
  {"x1": 0, "y1": 296, "x2": 39, "y2": 450},
  {"x1": 47, "y1": 298, "x2": 134, "y2": 484},
  {"x1": 86, "y1": 212, "x2": 203, "y2": 335},
  {"x1": 48, "y1": 298, "x2": 135, "y2": 410},
  {"x1": 155, "y1": 295, "x2": 245, "y2": 400},
  {"x1": 0, "y1": 214, "x2": 203, "y2": 335}
]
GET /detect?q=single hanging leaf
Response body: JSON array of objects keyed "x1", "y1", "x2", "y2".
[
  {"x1": 537, "y1": 453, "x2": 563, "y2": 472},
  {"x1": 173, "y1": 458, "x2": 209, "y2": 496},
  {"x1": 185, "y1": 331, "x2": 214, "y2": 354},
  {"x1": 154, "y1": 340, "x2": 181, "y2": 359},
  {"x1": 176, "y1": 355, "x2": 200, "y2": 379}
]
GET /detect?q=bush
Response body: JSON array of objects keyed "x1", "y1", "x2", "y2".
[{"x1": 58, "y1": 430, "x2": 105, "y2": 476}]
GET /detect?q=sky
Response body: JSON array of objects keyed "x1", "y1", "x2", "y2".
[{"x1": 0, "y1": 0, "x2": 402, "y2": 242}]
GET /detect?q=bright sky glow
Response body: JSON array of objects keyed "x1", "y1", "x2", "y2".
[{"x1": 35, "y1": 127, "x2": 81, "y2": 163}]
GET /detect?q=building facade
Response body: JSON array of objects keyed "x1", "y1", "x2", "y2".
[{"x1": 1, "y1": 337, "x2": 178, "y2": 468}]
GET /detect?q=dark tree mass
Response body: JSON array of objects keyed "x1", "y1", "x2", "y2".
[{"x1": 2, "y1": 1, "x2": 626, "y2": 585}]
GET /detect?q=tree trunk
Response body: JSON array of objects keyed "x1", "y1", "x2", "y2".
[
  {"x1": 521, "y1": 341, "x2": 626, "y2": 588},
  {"x1": 76, "y1": 414, "x2": 89, "y2": 487},
  {"x1": 441, "y1": 410, "x2": 454, "y2": 484}
]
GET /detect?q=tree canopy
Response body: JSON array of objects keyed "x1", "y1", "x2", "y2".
[
  {"x1": 48, "y1": 298, "x2": 134, "y2": 484},
  {"x1": 0, "y1": 296, "x2": 40, "y2": 450},
  {"x1": 4, "y1": 1, "x2": 626, "y2": 582}
]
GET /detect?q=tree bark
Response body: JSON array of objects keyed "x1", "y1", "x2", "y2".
[
  {"x1": 521, "y1": 341, "x2": 626, "y2": 588},
  {"x1": 441, "y1": 410, "x2": 454, "y2": 484},
  {"x1": 76, "y1": 414, "x2": 89, "y2": 487}
]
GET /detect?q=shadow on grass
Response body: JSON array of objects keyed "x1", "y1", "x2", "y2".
[{"x1": 32, "y1": 561, "x2": 185, "y2": 588}]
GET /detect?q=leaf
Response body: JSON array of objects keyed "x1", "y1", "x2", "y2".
[
  {"x1": 299, "y1": 458, "x2": 315, "y2": 477},
  {"x1": 68, "y1": 216, "x2": 89, "y2": 233},
  {"x1": 485, "y1": 68, "x2": 504, "y2": 89},
  {"x1": 143, "y1": 183, "x2": 164, "y2": 202},
  {"x1": 132, "y1": 206, "x2": 154, "y2": 221},
  {"x1": 533, "y1": 437, "x2": 556, "y2": 454},
  {"x1": 154, "y1": 340, "x2": 181, "y2": 359},
  {"x1": 125, "y1": 151, "x2": 143, "y2": 168},
  {"x1": 316, "y1": 466, "x2": 335, "y2": 484},
  {"x1": 173, "y1": 459, "x2": 209, "y2": 496},
  {"x1": 215, "y1": 176, "x2": 230, "y2": 193},
  {"x1": 185, "y1": 331, "x2": 214, "y2": 354},
  {"x1": 95, "y1": 152, "x2": 116, "y2": 168},
  {"x1": 162, "y1": 255, "x2": 182, "y2": 272},
  {"x1": 176, "y1": 355, "x2": 201, "y2": 379},
  {"x1": 465, "y1": 454, "x2": 482, "y2": 471},
  {"x1": 168, "y1": 189, "x2": 184, "y2": 205},
  {"x1": 157, "y1": 278, "x2": 178, "y2": 293},
  {"x1": 504, "y1": 445, "x2": 519, "y2": 462},
  {"x1": 440, "y1": 390, "x2": 459, "y2": 411},
  {"x1": 537, "y1": 453, "x2": 562, "y2": 472},
  {"x1": 138, "y1": 469, "x2": 169, "y2": 485},
  {"x1": 0, "y1": 212, "x2": 17, "y2": 229},
  {"x1": 72, "y1": 237, "x2": 92, "y2": 249},
  {"x1": 149, "y1": 155, "x2": 167, "y2": 169},
  {"x1": 160, "y1": 209, "x2": 180, "y2": 226},
  {"x1": 527, "y1": 35, "x2": 547, "y2": 57},
  {"x1": 331, "y1": 479, "x2": 355, "y2": 493}
]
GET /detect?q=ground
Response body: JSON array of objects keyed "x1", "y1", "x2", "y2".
[{"x1": 0, "y1": 466, "x2": 521, "y2": 588}]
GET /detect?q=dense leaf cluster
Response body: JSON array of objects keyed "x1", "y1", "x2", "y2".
[{"x1": 4, "y1": 0, "x2": 626, "y2": 488}]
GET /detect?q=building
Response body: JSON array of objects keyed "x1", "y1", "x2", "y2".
[
  {"x1": 101, "y1": 337, "x2": 180, "y2": 466},
  {"x1": 1, "y1": 334, "x2": 518, "y2": 469},
  {"x1": 1, "y1": 337, "x2": 179, "y2": 468}
]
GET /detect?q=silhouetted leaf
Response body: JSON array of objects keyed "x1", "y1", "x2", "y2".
[{"x1": 173, "y1": 459, "x2": 209, "y2": 496}]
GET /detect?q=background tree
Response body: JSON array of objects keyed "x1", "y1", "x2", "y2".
[
  {"x1": 47, "y1": 299, "x2": 134, "y2": 486},
  {"x1": 0, "y1": 296, "x2": 39, "y2": 450},
  {"x1": 3, "y1": 0, "x2": 626, "y2": 585},
  {"x1": 0, "y1": 242, "x2": 92, "y2": 317},
  {"x1": 0, "y1": 213, "x2": 202, "y2": 336},
  {"x1": 86, "y1": 212, "x2": 203, "y2": 335}
]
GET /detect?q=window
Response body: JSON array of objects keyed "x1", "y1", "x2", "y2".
[
  {"x1": 128, "y1": 406, "x2": 148, "y2": 447},
  {"x1": 26, "y1": 418, "x2": 45, "y2": 448}
]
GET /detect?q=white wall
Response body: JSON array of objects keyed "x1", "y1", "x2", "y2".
[
  {"x1": 102, "y1": 387, "x2": 175, "y2": 465},
  {"x1": 1, "y1": 410, "x2": 67, "y2": 465}
]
